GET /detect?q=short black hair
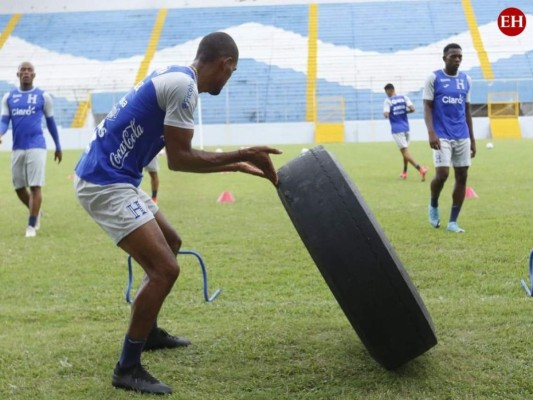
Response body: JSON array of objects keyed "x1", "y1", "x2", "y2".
[
  {"x1": 443, "y1": 43, "x2": 462, "y2": 55},
  {"x1": 384, "y1": 83, "x2": 394, "y2": 90},
  {"x1": 195, "y1": 32, "x2": 239, "y2": 63},
  {"x1": 18, "y1": 61, "x2": 34, "y2": 71}
]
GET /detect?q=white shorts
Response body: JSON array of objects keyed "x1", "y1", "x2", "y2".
[
  {"x1": 433, "y1": 138, "x2": 471, "y2": 168},
  {"x1": 74, "y1": 175, "x2": 159, "y2": 244},
  {"x1": 12, "y1": 148, "x2": 47, "y2": 189},
  {"x1": 392, "y1": 132, "x2": 409, "y2": 149},
  {"x1": 145, "y1": 157, "x2": 159, "y2": 173}
]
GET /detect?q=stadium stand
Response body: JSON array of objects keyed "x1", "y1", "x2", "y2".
[{"x1": 0, "y1": 1, "x2": 531, "y2": 129}]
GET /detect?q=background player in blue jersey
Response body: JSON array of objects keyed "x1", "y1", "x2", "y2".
[
  {"x1": 423, "y1": 43, "x2": 476, "y2": 233},
  {"x1": 0, "y1": 61, "x2": 62, "y2": 238},
  {"x1": 74, "y1": 32, "x2": 281, "y2": 395},
  {"x1": 383, "y1": 83, "x2": 427, "y2": 181}
]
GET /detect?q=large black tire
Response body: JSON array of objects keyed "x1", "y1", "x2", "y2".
[{"x1": 277, "y1": 145, "x2": 437, "y2": 370}]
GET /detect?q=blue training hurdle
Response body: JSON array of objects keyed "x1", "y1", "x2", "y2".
[
  {"x1": 125, "y1": 250, "x2": 222, "y2": 304},
  {"x1": 520, "y1": 250, "x2": 533, "y2": 297}
]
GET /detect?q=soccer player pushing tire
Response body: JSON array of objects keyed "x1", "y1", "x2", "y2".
[{"x1": 74, "y1": 32, "x2": 281, "y2": 395}]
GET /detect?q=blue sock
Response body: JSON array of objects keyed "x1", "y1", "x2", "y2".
[
  {"x1": 118, "y1": 335, "x2": 145, "y2": 370},
  {"x1": 28, "y1": 216, "x2": 37, "y2": 227},
  {"x1": 450, "y1": 205, "x2": 461, "y2": 223},
  {"x1": 430, "y1": 198, "x2": 439, "y2": 208}
]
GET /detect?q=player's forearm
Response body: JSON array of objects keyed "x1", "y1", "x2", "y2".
[
  {"x1": 46, "y1": 116, "x2": 62, "y2": 150},
  {"x1": 466, "y1": 105, "x2": 475, "y2": 140},
  {"x1": 423, "y1": 102, "x2": 435, "y2": 135},
  {"x1": 0, "y1": 115, "x2": 10, "y2": 134},
  {"x1": 174, "y1": 161, "x2": 242, "y2": 174},
  {"x1": 167, "y1": 147, "x2": 242, "y2": 172},
  {"x1": 467, "y1": 122, "x2": 475, "y2": 141}
]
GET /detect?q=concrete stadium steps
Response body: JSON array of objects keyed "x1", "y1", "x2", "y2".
[
  {"x1": 13, "y1": 11, "x2": 157, "y2": 60},
  {"x1": 471, "y1": 0, "x2": 533, "y2": 80},
  {"x1": 467, "y1": 0, "x2": 533, "y2": 104},
  {"x1": 0, "y1": 1, "x2": 531, "y2": 128}
]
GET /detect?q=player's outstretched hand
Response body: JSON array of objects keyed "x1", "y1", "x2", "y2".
[
  {"x1": 237, "y1": 162, "x2": 268, "y2": 179},
  {"x1": 238, "y1": 146, "x2": 282, "y2": 186}
]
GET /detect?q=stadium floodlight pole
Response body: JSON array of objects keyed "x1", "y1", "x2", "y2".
[{"x1": 125, "y1": 250, "x2": 221, "y2": 304}]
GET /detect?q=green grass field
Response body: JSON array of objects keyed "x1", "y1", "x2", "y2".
[{"x1": 0, "y1": 139, "x2": 532, "y2": 399}]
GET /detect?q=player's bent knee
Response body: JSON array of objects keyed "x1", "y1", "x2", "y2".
[
  {"x1": 162, "y1": 263, "x2": 180, "y2": 285},
  {"x1": 149, "y1": 262, "x2": 180, "y2": 291},
  {"x1": 436, "y1": 172, "x2": 449, "y2": 182}
]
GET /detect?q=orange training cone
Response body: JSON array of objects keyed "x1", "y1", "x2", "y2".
[
  {"x1": 217, "y1": 191, "x2": 235, "y2": 203},
  {"x1": 465, "y1": 186, "x2": 478, "y2": 199}
]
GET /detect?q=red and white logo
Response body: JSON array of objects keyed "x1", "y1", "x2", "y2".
[{"x1": 498, "y1": 7, "x2": 526, "y2": 36}]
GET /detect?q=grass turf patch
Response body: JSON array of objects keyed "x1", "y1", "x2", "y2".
[{"x1": 0, "y1": 139, "x2": 532, "y2": 399}]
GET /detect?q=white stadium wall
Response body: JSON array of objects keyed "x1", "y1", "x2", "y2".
[{"x1": 3, "y1": 118, "x2": 533, "y2": 152}]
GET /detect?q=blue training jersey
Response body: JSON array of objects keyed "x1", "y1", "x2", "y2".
[
  {"x1": 423, "y1": 69, "x2": 471, "y2": 140},
  {"x1": 0, "y1": 87, "x2": 54, "y2": 150},
  {"x1": 75, "y1": 65, "x2": 197, "y2": 187},
  {"x1": 383, "y1": 95, "x2": 412, "y2": 134}
]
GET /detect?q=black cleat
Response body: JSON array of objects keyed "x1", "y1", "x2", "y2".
[
  {"x1": 143, "y1": 327, "x2": 191, "y2": 352},
  {"x1": 112, "y1": 363, "x2": 172, "y2": 395}
]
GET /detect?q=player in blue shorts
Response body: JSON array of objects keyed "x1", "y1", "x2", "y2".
[
  {"x1": 74, "y1": 32, "x2": 281, "y2": 395},
  {"x1": 383, "y1": 83, "x2": 427, "y2": 181},
  {"x1": 0, "y1": 61, "x2": 62, "y2": 238},
  {"x1": 423, "y1": 43, "x2": 476, "y2": 233}
]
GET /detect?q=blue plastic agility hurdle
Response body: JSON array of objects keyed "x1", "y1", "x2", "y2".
[
  {"x1": 125, "y1": 250, "x2": 222, "y2": 304},
  {"x1": 520, "y1": 250, "x2": 533, "y2": 297}
]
